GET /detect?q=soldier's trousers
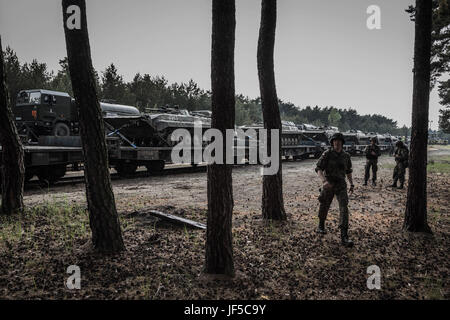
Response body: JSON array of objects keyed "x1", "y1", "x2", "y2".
[
  {"x1": 318, "y1": 182, "x2": 349, "y2": 230},
  {"x1": 364, "y1": 159, "x2": 378, "y2": 182},
  {"x1": 393, "y1": 162, "x2": 406, "y2": 184}
]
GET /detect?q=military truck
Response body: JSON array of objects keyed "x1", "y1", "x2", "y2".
[
  {"x1": 14, "y1": 89, "x2": 77, "y2": 138},
  {"x1": 14, "y1": 89, "x2": 140, "y2": 141}
]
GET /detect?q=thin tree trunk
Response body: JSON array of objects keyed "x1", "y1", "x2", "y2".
[
  {"x1": 257, "y1": 0, "x2": 286, "y2": 220},
  {"x1": 404, "y1": 0, "x2": 433, "y2": 233},
  {"x1": 62, "y1": 0, "x2": 125, "y2": 252},
  {"x1": 0, "y1": 35, "x2": 25, "y2": 215},
  {"x1": 205, "y1": 0, "x2": 235, "y2": 276}
]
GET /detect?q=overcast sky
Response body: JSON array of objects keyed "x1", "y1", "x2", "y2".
[{"x1": 0, "y1": 0, "x2": 444, "y2": 129}]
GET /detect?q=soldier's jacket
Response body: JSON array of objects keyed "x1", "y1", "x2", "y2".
[
  {"x1": 364, "y1": 144, "x2": 381, "y2": 160},
  {"x1": 315, "y1": 149, "x2": 352, "y2": 183},
  {"x1": 394, "y1": 146, "x2": 409, "y2": 163}
]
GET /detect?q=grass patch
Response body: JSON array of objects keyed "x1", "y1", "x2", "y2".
[
  {"x1": 422, "y1": 276, "x2": 445, "y2": 300},
  {"x1": 0, "y1": 202, "x2": 90, "y2": 252},
  {"x1": 429, "y1": 144, "x2": 450, "y2": 150},
  {"x1": 380, "y1": 163, "x2": 395, "y2": 169},
  {"x1": 427, "y1": 155, "x2": 450, "y2": 174}
]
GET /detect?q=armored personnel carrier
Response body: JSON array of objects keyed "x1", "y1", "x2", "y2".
[
  {"x1": 102, "y1": 106, "x2": 211, "y2": 175},
  {"x1": 366, "y1": 132, "x2": 393, "y2": 153},
  {"x1": 297, "y1": 125, "x2": 330, "y2": 150},
  {"x1": 239, "y1": 121, "x2": 323, "y2": 160},
  {"x1": 104, "y1": 106, "x2": 211, "y2": 148}
]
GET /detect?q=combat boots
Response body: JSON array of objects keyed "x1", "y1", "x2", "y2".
[
  {"x1": 390, "y1": 179, "x2": 398, "y2": 188},
  {"x1": 397, "y1": 182, "x2": 404, "y2": 189},
  {"x1": 316, "y1": 219, "x2": 327, "y2": 234},
  {"x1": 340, "y1": 228, "x2": 354, "y2": 247},
  {"x1": 363, "y1": 181, "x2": 368, "y2": 186},
  {"x1": 372, "y1": 180, "x2": 376, "y2": 186}
]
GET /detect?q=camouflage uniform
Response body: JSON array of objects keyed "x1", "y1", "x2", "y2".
[
  {"x1": 364, "y1": 144, "x2": 381, "y2": 184},
  {"x1": 315, "y1": 149, "x2": 353, "y2": 230},
  {"x1": 393, "y1": 145, "x2": 409, "y2": 187}
]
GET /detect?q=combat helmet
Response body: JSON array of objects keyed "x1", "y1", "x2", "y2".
[
  {"x1": 329, "y1": 132, "x2": 345, "y2": 145},
  {"x1": 395, "y1": 140, "x2": 404, "y2": 147}
]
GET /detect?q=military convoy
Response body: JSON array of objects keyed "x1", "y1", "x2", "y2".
[{"x1": 1, "y1": 89, "x2": 400, "y2": 185}]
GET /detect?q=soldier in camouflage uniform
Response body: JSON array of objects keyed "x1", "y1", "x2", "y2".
[
  {"x1": 315, "y1": 132, "x2": 354, "y2": 247},
  {"x1": 364, "y1": 137, "x2": 381, "y2": 186},
  {"x1": 391, "y1": 140, "x2": 409, "y2": 189}
]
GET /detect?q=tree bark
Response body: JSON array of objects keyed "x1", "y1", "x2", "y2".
[
  {"x1": 62, "y1": 0, "x2": 125, "y2": 252},
  {"x1": 404, "y1": 0, "x2": 433, "y2": 233},
  {"x1": 0, "y1": 36, "x2": 25, "y2": 214},
  {"x1": 205, "y1": 0, "x2": 235, "y2": 276},
  {"x1": 257, "y1": 0, "x2": 286, "y2": 220}
]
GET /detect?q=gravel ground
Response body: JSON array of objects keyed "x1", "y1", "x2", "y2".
[{"x1": 0, "y1": 148, "x2": 448, "y2": 299}]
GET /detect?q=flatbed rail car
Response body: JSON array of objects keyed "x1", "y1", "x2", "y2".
[
  {"x1": 0, "y1": 137, "x2": 200, "y2": 185},
  {"x1": 0, "y1": 137, "x2": 84, "y2": 184},
  {"x1": 0, "y1": 132, "x2": 250, "y2": 185}
]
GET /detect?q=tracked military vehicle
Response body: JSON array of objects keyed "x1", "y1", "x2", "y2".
[
  {"x1": 104, "y1": 106, "x2": 211, "y2": 148},
  {"x1": 102, "y1": 106, "x2": 211, "y2": 175},
  {"x1": 239, "y1": 121, "x2": 323, "y2": 160},
  {"x1": 297, "y1": 125, "x2": 330, "y2": 151}
]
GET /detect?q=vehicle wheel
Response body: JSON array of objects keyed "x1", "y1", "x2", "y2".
[
  {"x1": 53, "y1": 123, "x2": 70, "y2": 137},
  {"x1": 115, "y1": 162, "x2": 138, "y2": 177},
  {"x1": 145, "y1": 160, "x2": 165, "y2": 173},
  {"x1": 37, "y1": 165, "x2": 67, "y2": 186},
  {"x1": 25, "y1": 169, "x2": 35, "y2": 183}
]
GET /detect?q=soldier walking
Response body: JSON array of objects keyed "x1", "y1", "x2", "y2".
[
  {"x1": 364, "y1": 137, "x2": 381, "y2": 186},
  {"x1": 315, "y1": 133, "x2": 354, "y2": 247},
  {"x1": 391, "y1": 140, "x2": 409, "y2": 189}
]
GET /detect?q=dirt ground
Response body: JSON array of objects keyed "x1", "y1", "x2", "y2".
[{"x1": 0, "y1": 146, "x2": 449, "y2": 299}]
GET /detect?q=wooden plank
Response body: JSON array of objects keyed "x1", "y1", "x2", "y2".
[{"x1": 147, "y1": 210, "x2": 206, "y2": 230}]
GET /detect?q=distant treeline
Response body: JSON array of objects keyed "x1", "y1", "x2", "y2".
[{"x1": 3, "y1": 47, "x2": 410, "y2": 135}]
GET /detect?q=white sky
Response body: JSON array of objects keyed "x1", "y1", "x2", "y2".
[{"x1": 0, "y1": 0, "x2": 444, "y2": 129}]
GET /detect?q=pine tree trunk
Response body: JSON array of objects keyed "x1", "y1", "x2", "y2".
[
  {"x1": 62, "y1": 0, "x2": 125, "y2": 252},
  {"x1": 404, "y1": 0, "x2": 433, "y2": 233},
  {"x1": 257, "y1": 0, "x2": 286, "y2": 220},
  {"x1": 205, "y1": 0, "x2": 235, "y2": 276},
  {"x1": 0, "y1": 36, "x2": 25, "y2": 215}
]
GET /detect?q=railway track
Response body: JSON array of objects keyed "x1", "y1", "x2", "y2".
[
  {"x1": 24, "y1": 163, "x2": 209, "y2": 190},
  {"x1": 23, "y1": 152, "x2": 368, "y2": 192}
]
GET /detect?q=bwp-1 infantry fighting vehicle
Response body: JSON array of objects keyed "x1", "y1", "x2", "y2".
[
  {"x1": 103, "y1": 106, "x2": 211, "y2": 175},
  {"x1": 298, "y1": 125, "x2": 330, "y2": 151},
  {"x1": 366, "y1": 132, "x2": 394, "y2": 153},
  {"x1": 341, "y1": 130, "x2": 372, "y2": 155},
  {"x1": 239, "y1": 121, "x2": 323, "y2": 160}
]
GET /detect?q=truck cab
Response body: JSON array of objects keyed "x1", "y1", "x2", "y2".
[{"x1": 14, "y1": 89, "x2": 77, "y2": 139}]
